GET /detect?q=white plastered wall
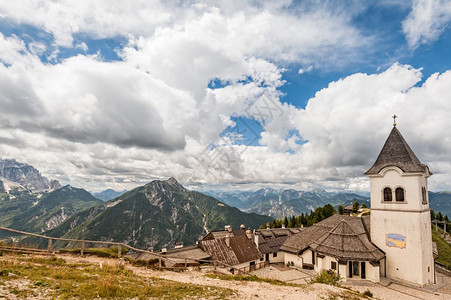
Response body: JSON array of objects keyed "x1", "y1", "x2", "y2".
[
  {"x1": 284, "y1": 252, "x2": 303, "y2": 268},
  {"x1": 369, "y1": 168, "x2": 434, "y2": 286}
]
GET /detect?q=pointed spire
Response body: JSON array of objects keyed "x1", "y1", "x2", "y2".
[{"x1": 365, "y1": 127, "x2": 430, "y2": 175}]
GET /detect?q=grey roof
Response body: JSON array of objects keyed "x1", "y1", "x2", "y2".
[
  {"x1": 164, "y1": 245, "x2": 211, "y2": 267},
  {"x1": 256, "y1": 227, "x2": 303, "y2": 254},
  {"x1": 203, "y1": 229, "x2": 246, "y2": 240},
  {"x1": 365, "y1": 127, "x2": 430, "y2": 175},
  {"x1": 257, "y1": 236, "x2": 289, "y2": 254},
  {"x1": 200, "y1": 235, "x2": 261, "y2": 266},
  {"x1": 280, "y1": 215, "x2": 385, "y2": 262},
  {"x1": 165, "y1": 245, "x2": 211, "y2": 260},
  {"x1": 309, "y1": 218, "x2": 385, "y2": 261}
]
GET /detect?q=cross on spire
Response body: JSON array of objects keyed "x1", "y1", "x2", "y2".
[{"x1": 392, "y1": 114, "x2": 397, "y2": 127}]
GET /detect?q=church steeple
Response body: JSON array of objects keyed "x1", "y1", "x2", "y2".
[
  {"x1": 366, "y1": 123, "x2": 434, "y2": 287},
  {"x1": 365, "y1": 127, "x2": 430, "y2": 175}
]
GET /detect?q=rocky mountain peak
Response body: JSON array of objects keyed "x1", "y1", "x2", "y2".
[
  {"x1": 50, "y1": 179, "x2": 62, "y2": 191},
  {"x1": 0, "y1": 159, "x2": 62, "y2": 193},
  {"x1": 166, "y1": 177, "x2": 183, "y2": 187}
]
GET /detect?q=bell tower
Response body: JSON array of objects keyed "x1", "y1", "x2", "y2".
[{"x1": 365, "y1": 121, "x2": 434, "y2": 286}]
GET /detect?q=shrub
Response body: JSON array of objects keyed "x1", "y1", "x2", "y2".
[
  {"x1": 309, "y1": 269, "x2": 341, "y2": 286},
  {"x1": 363, "y1": 289, "x2": 373, "y2": 297}
]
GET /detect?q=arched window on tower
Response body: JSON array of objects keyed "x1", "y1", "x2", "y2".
[
  {"x1": 422, "y1": 187, "x2": 427, "y2": 205},
  {"x1": 383, "y1": 188, "x2": 392, "y2": 202},
  {"x1": 396, "y1": 187, "x2": 405, "y2": 202}
]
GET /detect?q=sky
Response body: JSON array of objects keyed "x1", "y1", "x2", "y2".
[{"x1": 1, "y1": 0, "x2": 451, "y2": 193}]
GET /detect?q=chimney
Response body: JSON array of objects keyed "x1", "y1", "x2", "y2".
[
  {"x1": 266, "y1": 224, "x2": 270, "y2": 230},
  {"x1": 175, "y1": 242, "x2": 183, "y2": 249},
  {"x1": 225, "y1": 225, "x2": 232, "y2": 232},
  {"x1": 246, "y1": 227, "x2": 252, "y2": 239},
  {"x1": 161, "y1": 248, "x2": 167, "y2": 254},
  {"x1": 254, "y1": 233, "x2": 259, "y2": 247},
  {"x1": 225, "y1": 234, "x2": 230, "y2": 247},
  {"x1": 240, "y1": 224, "x2": 245, "y2": 230},
  {"x1": 282, "y1": 224, "x2": 286, "y2": 229}
]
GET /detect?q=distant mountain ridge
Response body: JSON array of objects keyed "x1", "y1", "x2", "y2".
[
  {"x1": 208, "y1": 188, "x2": 451, "y2": 219},
  {"x1": 429, "y1": 191, "x2": 451, "y2": 218},
  {"x1": 0, "y1": 159, "x2": 61, "y2": 193},
  {"x1": 206, "y1": 188, "x2": 369, "y2": 219},
  {"x1": 93, "y1": 189, "x2": 128, "y2": 201},
  {"x1": 0, "y1": 185, "x2": 102, "y2": 234},
  {"x1": 44, "y1": 178, "x2": 273, "y2": 250}
]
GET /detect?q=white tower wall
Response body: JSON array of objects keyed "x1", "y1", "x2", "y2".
[{"x1": 369, "y1": 168, "x2": 434, "y2": 286}]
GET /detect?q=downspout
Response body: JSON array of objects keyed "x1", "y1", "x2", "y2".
[
  {"x1": 384, "y1": 259, "x2": 386, "y2": 277},
  {"x1": 335, "y1": 258, "x2": 340, "y2": 277}
]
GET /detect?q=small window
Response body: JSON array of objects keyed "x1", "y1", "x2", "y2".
[
  {"x1": 422, "y1": 187, "x2": 427, "y2": 205},
  {"x1": 384, "y1": 188, "x2": 392, "y2": 201},
  {"x1": 352, "y1": 261, "x2": 360, "y2": 276},
  {"x1": 396, "y1": 188, "x2": 405, "y2": 202},
  {"x1": 331, "y1": 261, "x2": 337, "y2": 270},
  {"x1": 273, "y1": 252, "x2": 277, "y2": 258}
]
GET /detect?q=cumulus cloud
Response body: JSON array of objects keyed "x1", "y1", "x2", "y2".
[
  {"x1": 402, "y1": 0, "x2": 451, "y2": 48},
  {"x1": 1, "y1": 2, "x2": 450, "y2": 192}
]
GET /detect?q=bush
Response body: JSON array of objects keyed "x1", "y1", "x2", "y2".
[
  {"x1": 125, "y1": 257, "x2": 164, "y2": 269},
  {"x1": 363, "y1": 289, "x2": 373, "y2": 297},
  {"x1": 309, "y1": 269, "x2": 341, "y2": 286}
]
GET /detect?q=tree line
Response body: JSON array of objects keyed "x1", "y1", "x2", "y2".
[
  {"x1": 262, "y1": 201, "x2": 370, "y2": 229},
  {"x1": 262, "y1": 204, "x2": 337, "y2": 229}
]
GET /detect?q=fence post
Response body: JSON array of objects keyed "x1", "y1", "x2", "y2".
[
  {"x1": 117, "y1": 246, "x2": 121, "y2": 258},
  {"x1": 80, "y1": 241, "x2": 85, "y2": 256},
  {"x1": 435, "y1": 221, "x2": 438, "y2": 233},
  {"x1": 47, "y1": 239, "x2": 52, "y2": 253}
]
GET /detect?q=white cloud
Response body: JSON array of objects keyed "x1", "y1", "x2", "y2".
[
  {"x1": 402, "y1": 0, "x2": 451, "y2": 48},
  {"x1": 1, "y1": 2, "x2": 451, "y2": 192},
  {"x1": 298, "y1": 65, "x2": 313, "y2": 74}
]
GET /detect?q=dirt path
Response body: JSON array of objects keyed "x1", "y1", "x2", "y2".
[{"x1": 59, "y1": 254, "x2": 358, "y2": 299}]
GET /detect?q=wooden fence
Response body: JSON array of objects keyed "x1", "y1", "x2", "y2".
[
  {"x1": 0, "y1": 226, "x2": 267, "y2": 274},
  {"x1": 432, "y1": 219, "x2": 450, "y2": 236},
  {"x1": 232, "y1": 261, "x2": 270, "y2": 275}
]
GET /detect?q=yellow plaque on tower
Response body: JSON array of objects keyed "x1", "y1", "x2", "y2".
[{"x1": 385, "y1": 233, "x2": 406, "y2": 249}]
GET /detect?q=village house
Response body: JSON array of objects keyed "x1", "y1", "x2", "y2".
[
  {"x1": 279, "y1": 214, "x2": 385, "y2": 282},
  {"x1": 253, "y1": 226, "x2": 302, "y2": 264}
]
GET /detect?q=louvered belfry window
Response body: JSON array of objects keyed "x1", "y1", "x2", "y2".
[
  {"x1": 384, "y1": 188, "x2": 392, "y2": 201},
  {"x1": 395, "y1": 187, "x2": 405, "y2": 202},
  {"x1": 422, "y1": 187, "x2": 427, "y2": 204}
]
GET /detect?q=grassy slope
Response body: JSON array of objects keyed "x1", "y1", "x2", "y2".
[
  {"x1": 432, "y1": 228, "x2": 451, "y2": 269},
  {"x1": 0, "y1": 253, "x2": 234, "y2": 299}
]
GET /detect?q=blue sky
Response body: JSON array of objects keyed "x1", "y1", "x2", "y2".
[{"x1": 1, "y1": 1, "x2": 451, "y2": 192}]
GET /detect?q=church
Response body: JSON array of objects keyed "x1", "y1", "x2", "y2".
[{"x1": 279, "y1": 121, "x2": 435, "y2": 287}]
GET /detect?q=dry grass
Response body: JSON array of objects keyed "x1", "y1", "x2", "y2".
[
  {"x1": 205, "y1": 273, "x2": 304, "y2": 287},
  {"x1": 0, "y1": 252, "x2": 234, "y2": 299}
]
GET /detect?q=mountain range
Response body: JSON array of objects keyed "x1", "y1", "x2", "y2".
[
  {"x1": 206, "y1": 188, "x2": 370, "y2": 219},
  {"x1": 93, "y1": 189, "x2": 128, "y2": 201},
  {"x1": 207, "y1": 188, "x2": 451, "y2": 219},
  {"x1": 1, "y1": 158, "x2": 450, "y2": 251},
  {"x1": 43, "y1": 177, "x2": 272, "y2": 250}
]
